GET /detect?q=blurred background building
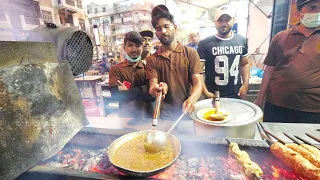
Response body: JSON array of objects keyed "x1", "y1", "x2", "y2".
[
  {"x1": 86, "y1": 1, "x2": 154, "y2": 52},
  {"x1": 0, "y1": 0, "x2": 88, "y2": 41}
]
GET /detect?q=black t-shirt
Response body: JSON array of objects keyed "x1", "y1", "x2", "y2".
[{"x1": 197, "y1": 33, "x2": 248, "y2": 97}]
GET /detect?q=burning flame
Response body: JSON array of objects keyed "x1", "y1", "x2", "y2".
[
  {"x1": 41, "y1": 147, "x2": 309, "y2": 180},
  {"x1": 271, "y1": 165, "x2": 280, "y2": 178}
]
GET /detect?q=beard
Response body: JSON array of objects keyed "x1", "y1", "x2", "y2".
[
  {"x1": 143, "y1": 46, "x2": 151, "y2": 52},
  {"x1": 159, "y1": 35, "x2": 174, "y2": 45},
  {"x1": 217, "y1": 26, "x2": 232, "y2": 36}
]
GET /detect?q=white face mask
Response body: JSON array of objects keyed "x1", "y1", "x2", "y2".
[
  {"x1": 301, "y1": 13, "x2": 320, "y2": 28},
  {"x1": 125, "y1": 53, "x2": 141, "y2": 62}
]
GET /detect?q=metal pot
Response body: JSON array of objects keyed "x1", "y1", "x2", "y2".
[
  {"x1": 108, "y1": 130, "x2": 181, "y2": 177},
  {"x1": 190, "y1": 98, "x2": 263, "y2": 139}
]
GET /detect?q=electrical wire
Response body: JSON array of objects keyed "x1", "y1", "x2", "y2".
[{"x1": 248, "y1": 34, "x2": 270, "y2": 68}]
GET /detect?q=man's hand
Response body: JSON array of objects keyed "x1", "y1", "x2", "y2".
[
  {"x1": 238, "y1": 84, "x2": 249, "y2": 99},
  {"x1": 204, "y1": 91, "x2": 215, "y2": 99},
  {"x1": 254, "y1": 97, "x2": 264, "y2": 107},
  {"x1": 117, "y1": 80, "x2": 129, "y2": 91},
  {"x1": 149, "y1": 82, "x2": 168, "y2": 99},
  {"x1": 182, "y1": 97, "x2": 196, "y2": 113}
]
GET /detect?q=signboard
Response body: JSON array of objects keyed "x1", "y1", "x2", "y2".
[{"x1": 289, "y1": 0, "x2": 300, "y2": 27}]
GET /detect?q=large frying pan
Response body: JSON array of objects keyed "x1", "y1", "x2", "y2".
[{"x1": 108, "y1": 130, "x2": 181, "y2": 177}]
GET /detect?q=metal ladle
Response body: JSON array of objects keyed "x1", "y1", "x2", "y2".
[{"x1": 144, "y1": 112, "x2": 186, "y2": 153}]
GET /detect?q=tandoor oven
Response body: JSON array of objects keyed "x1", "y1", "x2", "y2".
[{"x1": 18, "y1": 128, "x2": 304, "y2": 180}]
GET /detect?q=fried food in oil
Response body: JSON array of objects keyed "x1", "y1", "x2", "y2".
[{"x1": 112, "y1": 135, "x2": 175, "y2": 171}]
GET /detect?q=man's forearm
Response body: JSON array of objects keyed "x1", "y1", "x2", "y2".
[
  {"x1": 189, "y1": 74, "x2": 203, "y2": 102},
  {"x1": 200, "y1": 62, "x2": 210, "y2": 95},
  {"x1": 257, "y1": 66, "x2": 275, "y2": 100},
  {"x1": 201, "y1": 75, "x2": 210, "y2": 94},
  {"x1": 148, "y1": 78, "x2": 158, "y2": 98},
  {"x1": 240, "y1": 63, "x2": 250, "y2": 85}
]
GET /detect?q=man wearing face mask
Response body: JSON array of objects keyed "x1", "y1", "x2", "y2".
[
  {"x1": 140, "y1": 30, "x2": 154, "y2": 64},
  {"x1": 109, "y1": 31, "x2": 154, "y2": 121},
  {"x1": 197, "y1": 5, "x2": 250, "y2": 99},
  {"x1": 254, "y1": 0, "x2": 320, "y2": 123}
]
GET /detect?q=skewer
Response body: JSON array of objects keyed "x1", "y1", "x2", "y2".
[
  {"x1": 226, "y1": 136, "x2": 263, "y2": 180},
  {"x1": 294, "y1": 135, "x2": 320, "y2": 150},
  {"x1": 305, "y1": 133, "x2": 320, "y2": 143},
  {"x1": 225, "y1": 136, "x2": 231, "y2": 144},
  {"x1": 257, "y1": 122, "x2": 273, "y2": 141},
  {"x1": 257, "y1": 123, "x2": 287, "y2": 144},
  {"x1": 283, "y1": 132, "x2": 303, "y2": 145},
  {"x1": 256, "y1": 123, "x2": 273, "y2": 144}
]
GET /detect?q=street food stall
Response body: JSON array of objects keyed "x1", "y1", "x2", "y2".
[
  {"x1": 2, "y1": 1, "x2": 320, "y2": 180},
  {"x1": 2, "y1": 39, "x2": 320, "y2": 180},
  {"x1": 16, "y1": 121, "x2": 320, "y2": 180}
]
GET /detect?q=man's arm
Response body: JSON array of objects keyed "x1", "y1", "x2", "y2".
[
  {"x1": 183, "y1": 73, "x2": 202, "y2": 113},
  {"x1": 238, "y1": 56, "x2": 250, "y2": 99},
  {"x1": 200, "y1": 62, "x2": 215, "y2": 98},
  {"x1": 254, "y1": 66, "x2": 275, "y2": 106},
  {"x1": 109, "y1": 66, "x2": 151, "y2": 101},
  {"x1": 149, "y1": 78, "x2": 167, "y2": 99},
  {"x1": 146, "y1": 56, "x2": 167, "y2": 99}
]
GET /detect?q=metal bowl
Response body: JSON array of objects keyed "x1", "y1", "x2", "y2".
[
  {"x1": 190, "y1": 98, "x2": 263, "y2": 139},
  {"x1": 108, "y1": 130, "x2": 181, "y2": 177}
]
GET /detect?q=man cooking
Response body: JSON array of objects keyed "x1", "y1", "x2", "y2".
[
  {"x1": 109, "y1": 31, "x2": 154, "y2": 121},
  {"x1": 146, "y1": 5, "x2": 203, "y2": 120},
  {"x1": 140, "y1": 30, "x2": 154, "y2": 64},
  {"x1": 197, "y1": 5, "x2": 250, "y2": 99},
  {"x1": 255, "y1": 0, "x2": 320, "y2": 123}
]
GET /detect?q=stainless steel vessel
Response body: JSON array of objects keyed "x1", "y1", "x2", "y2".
[
  {"x1": 190, "y1": 98, "x2": 263, "y2": 139},
  {"x1": 108, "y1": 130, "x2": 181, "y2": 177}
]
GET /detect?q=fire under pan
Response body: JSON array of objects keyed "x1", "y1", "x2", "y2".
[{"x1": 18, "y1": 128, "x2": 303, "y2": 180}]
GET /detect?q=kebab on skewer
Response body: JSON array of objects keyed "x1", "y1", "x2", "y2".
[
  {"x1": 300, "y1": 144, "x2": 320, "y2": 157},
  {"x1": 270, "y1": 142, "x2": 320, "y2": 180},
  {"x1": 283, "y1": 132, "x2": 320, "y2": 157},
  {"x1": 257, "y1": 123, "x2": 320, "y2": 179},
  {"x1": 260, "y1": 125, "x2": 320, "y2": 169},
  {"x1": 285, "y1": 143, "x2": 320, "y2": 168},
  {"x1": 228, "y1": 142, "x2": 263, "y2": 179}
]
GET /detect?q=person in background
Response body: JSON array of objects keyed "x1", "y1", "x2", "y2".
[
  {"x1": 99, "y1": 53, "x2": 110, "y2": 73},
  {"x1": 186, "y1": 31, "x2": 200, "y2": 50},
  {"x1": 146, "y1": 5, "x2": 203, "y2": 120},
  {"x1": 140, "y1": 30, "x2": 154, "y2": 64},
  {"x1": 255, "y1": 0, "x2": 320, "y2": 123},
  {"x1": 198, "y1": 5, "x2": 250, "y2": 99},
  {"x1": 102, "y1": 53, "x2": 108, "y2": 62},
  {"x1": 109, "y1": 31, "x2": 154, "y2": 121}
]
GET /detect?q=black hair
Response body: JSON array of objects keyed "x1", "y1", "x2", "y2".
[
  {"x1": 297, "y1": 3, "x2": 303, "y2": 11},
  {"x1": 296, "y1": 0, "x2": 312, "y2": 11},
  {"x1": 124, "y1": 31, "x2": 143, "y2": 46},
  {"x1": 151, "y1": 11, "x2": 175, "y2": 28}
]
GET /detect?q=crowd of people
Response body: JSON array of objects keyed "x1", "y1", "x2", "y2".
[{"x1": 107, "y1": 0, "x2": 320, "y2": 123}]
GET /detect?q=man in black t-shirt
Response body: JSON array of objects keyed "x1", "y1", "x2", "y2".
[{"x1": 198, "y1": 5, "x2": 250, "y2": 99}]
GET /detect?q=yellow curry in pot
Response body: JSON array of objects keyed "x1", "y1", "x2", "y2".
[{"x1": 111, "y1": 135, "x2": 175, "y2": 171}]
